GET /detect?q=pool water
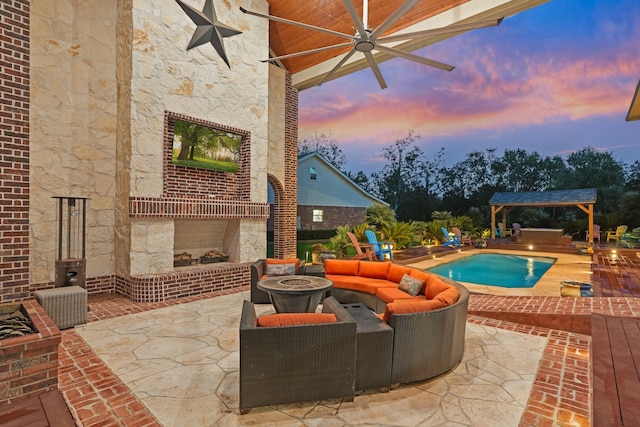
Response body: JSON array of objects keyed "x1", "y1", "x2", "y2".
[{"x1": 427, "y1": 253, "x2": 557, "y2": 288}]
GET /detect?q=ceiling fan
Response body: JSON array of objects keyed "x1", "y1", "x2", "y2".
[{"x1": 240, "y1": 0, "x2": 503, "y2": 89}]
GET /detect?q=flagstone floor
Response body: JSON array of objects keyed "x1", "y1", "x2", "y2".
[
  {"x1": 74, "y1": 291, "x2": 547, "y2": 426},
  {"x1": 53, "y1": 249, "x2": 603, "y2": 426}
]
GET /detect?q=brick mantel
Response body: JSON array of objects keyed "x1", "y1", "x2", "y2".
[{"x1": 129, "y1": 197, "x2": 270, "y2": 219}]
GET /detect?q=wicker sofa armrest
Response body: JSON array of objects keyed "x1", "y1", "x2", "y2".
[
  {"x1": 250, "y1": 259, "x2": 270, "y2": 303},
  {"x1": 239, "y1": 298, "x2": 358, "y2": 411},
  {"x1": 389, "y1": 281, "x2": 469, "y2": 385}
]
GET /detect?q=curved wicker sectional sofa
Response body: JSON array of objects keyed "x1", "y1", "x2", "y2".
[
  {"x1": 323, "y1": 259, "x2": 470, "y2": 384},
  {"x1": 243, "y1": 258, "x2": 469, "y2": 410}
]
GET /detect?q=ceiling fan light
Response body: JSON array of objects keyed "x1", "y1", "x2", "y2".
[{"x1": 355, "y1": 40, "x2": 375, "y2": 52}]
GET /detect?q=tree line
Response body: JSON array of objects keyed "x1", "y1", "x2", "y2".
[{"x1": 299, "y1": 131, "x2": 640, "y2": 234}]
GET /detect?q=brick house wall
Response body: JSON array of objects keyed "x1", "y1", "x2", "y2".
[
  {"x1": 297, "y1": 205, "x2": 367, "y2": 231},
  {"x1": 0, "y1": 0, "x2": 30, "y2": 303}
]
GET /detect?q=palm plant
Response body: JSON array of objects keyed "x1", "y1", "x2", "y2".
[
  {"x1": 352, "y1": 222, "x2": 373, "y2": 242},
  {"x1": 423, "y1": 220, "x2": 446, "y2": 245},
  {"x1": 366, "y1": 204, "x2": 395, "y2": 230},
  {"x1": 380, "y1": 221, "x2": 414, "y2": 249},
  {"x1": 329, "y1": 225, "x2": 351, "y2": 258}
]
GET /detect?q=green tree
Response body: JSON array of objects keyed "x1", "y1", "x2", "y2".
[
  {"x1": 298, "y1": 132, "x2": 347, "y2": 171},
  {"x1": 370, "y1": 131, "x2": 427, "y2": 212},
  {"x1": 555, "y1": 147, "x2": 625, "y2": 213}
]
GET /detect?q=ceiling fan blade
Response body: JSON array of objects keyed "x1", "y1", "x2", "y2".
[
  {"x1": 240, "y1": 6, "x2": 355, "y2": 41},
  {"x1": 341, "y1": 0, "x2": 369, "y2": 36},
  {"x1": 375, "y1": 44, "x2": 455, "y2": 71},
  {"x1": 378, "y1": 18, "x2": 504, "y2": 44},
  {"x1": 363, "y1": 51, "x2": 387, "y2": 89},
  {"x1": 369, "y1": 0, "x2": 421, "y2": 40},
  {"x1": 261, "y1": 42, "x2": 354, "y2": 63},
  {"x1": 318, "y1": 49, "x2": 357, "y2": 86}
]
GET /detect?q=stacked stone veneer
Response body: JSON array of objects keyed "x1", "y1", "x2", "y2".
[
  {"x1": 0, "y1": 300, "x2": 61, "y2": 405},
  {"x1": 14, "y1": 0, "x2": 299, "y2": 304}
]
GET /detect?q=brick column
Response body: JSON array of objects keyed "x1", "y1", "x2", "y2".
[
  {"x1": 0, "y1": 0, "x2": 30, "y2": 302},
  {"x1": 274, "y1": 72, "x2": 298, "y2": 259}
]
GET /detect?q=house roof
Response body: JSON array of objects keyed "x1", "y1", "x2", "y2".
[
  {"x1": 298, "y1": 151, "x2": 388, "y2": 206},
  {"x1": 266, "y1": 0, "x2": 550, "y2": 90},
  {"x1": 489, "y1": 188, "x2": 597, "y2": 207}
]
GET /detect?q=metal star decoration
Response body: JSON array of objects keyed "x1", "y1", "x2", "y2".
[{"x1": 175, "y1": 0, "x2": 242, "y2": 68}]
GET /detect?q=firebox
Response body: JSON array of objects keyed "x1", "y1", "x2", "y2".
[{"x1": 53, "y1": 197, "x2": 88, "y2": 288}]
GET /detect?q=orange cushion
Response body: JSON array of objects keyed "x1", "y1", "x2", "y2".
[
  {"x1": 376, "y1": 286, "x2": 423, "y2": 303},
  {"x1": 433, "y1": 286, "x2": 460, "y2": 306},
  {"x1": 257, "y1": 313, "x2": 337, "y2": 327},
  {"x1": 324, "y1": 259, "x2": 360, "y2": 276},
  {"x1": 381, "y1": 299, "x2": 446, "y2": 323},
  {"x1": 424, "y1": 276, "x2": 453, "y2": 300},
  {"x1": 387, "y1": 264, "x2": 415, "y2": 283},
  {"x1": 265, "y1": 258, "x2": 300, "y2": 271},
  {"x1": 408, "y1": 269, "x2": 434, "y2": 295},
  {"x1": 328, "y1": 276, "x2": 396, "y2": 295},
  {"x1": 359, "y1": 261, "x2": 391, "y2": 279}
]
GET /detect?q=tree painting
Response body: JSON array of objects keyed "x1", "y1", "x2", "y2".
[{"x1": 172, "y1": 119, "x2": 242, "y2": 173}]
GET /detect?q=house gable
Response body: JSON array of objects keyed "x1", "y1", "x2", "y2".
[{"x1": 297, "y1": 153, "x2": 386, "y2": 208}]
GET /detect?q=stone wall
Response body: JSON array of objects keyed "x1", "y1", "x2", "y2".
[
  {"x1": 30, "y1": 1, "x2": 118, "y2": 285},
  {"x1": 6, "y1": 0, "x2": 297, "y2": 303}
]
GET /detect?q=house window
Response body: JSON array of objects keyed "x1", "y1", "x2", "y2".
[
  {"x1": 309, "y1": 167, "x2": 317, "y2": 180},
  {"x1": 312, "y1": 209, "x2": 323, "y2": 222}
]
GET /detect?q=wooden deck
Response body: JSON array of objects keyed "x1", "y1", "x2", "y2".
[
  {"x1": 591, "y1": 314, "x2": 640, "y2": 426},
  {"x1": 592, "y1": 249, "x2": 640, "y2": 297}
]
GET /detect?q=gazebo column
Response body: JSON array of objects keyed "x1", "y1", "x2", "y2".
[{"x1": 577, "y1": 203, "x2": 595, "y2": 253}]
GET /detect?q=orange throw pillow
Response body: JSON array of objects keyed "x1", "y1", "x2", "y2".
[
  {"x1": 359, "y1": 261, "x2": 391, "y2": 279},
  {"x1": 325, "y1": 259, "x2": 360, "y2": 275},
  {"x1": 257, "y1": 313, "x2": 337, "y2": 327}
]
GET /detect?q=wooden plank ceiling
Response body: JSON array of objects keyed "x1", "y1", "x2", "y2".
[
  {"x1": 266, "y1": 0, "x2": 469, "y2": 75},
  {"x1": 264, "y1": 0, "x2": 551, "y2": 89}
]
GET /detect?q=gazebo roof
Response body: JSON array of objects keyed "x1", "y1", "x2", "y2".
[{"x1": 489, "y1": 188, "x2": 597, "y2": 207}]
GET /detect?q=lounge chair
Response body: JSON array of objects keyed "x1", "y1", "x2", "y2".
[
  {"x1": 347, "y1": 232, "x2": 376, "y2": 261},
  {"x1": 606, "y1": 225, "x2": 628, "y2": 245},
  {"x1": 365, "y1": 230, "x2": 393, "y2": 260},
  {"x1": 441, "y1": 227, "x2": 460, "y2": 248},
  {"x1": 586, "y1": 224, "x2": 601, "y2": 244},
  {"x1": 512, "y1": 223, "x2": 521, "y2": 237},
  {"x1": 452, "y1": 227, "x2": 472, "y2": 246},
  {"x1": 619, "y1": 227, "x2": 640, "y2": 248}
]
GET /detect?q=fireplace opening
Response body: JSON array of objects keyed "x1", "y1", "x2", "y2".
[{"x1": 173, "y1": 218, "x2": 237, "y2": 266}]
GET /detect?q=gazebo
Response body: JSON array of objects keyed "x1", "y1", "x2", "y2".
[{"x1": 488, "y1": 188, "x2": 597, "y2": 249}]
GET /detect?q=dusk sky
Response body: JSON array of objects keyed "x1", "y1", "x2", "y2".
[{"x1": 298, "y1": 0, "x2": 640, "y2": 175}]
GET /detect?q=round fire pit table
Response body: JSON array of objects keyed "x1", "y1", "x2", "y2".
[{"x1": 257, "y1": 275, "x2": 333, "y2": 313}]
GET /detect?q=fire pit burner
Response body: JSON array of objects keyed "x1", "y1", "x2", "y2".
[{"x1": 0, "y1": 305, "x2": 36, "y2": 340}]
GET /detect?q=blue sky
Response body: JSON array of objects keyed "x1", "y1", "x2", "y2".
[{"x1": 298, "y1": 0, "x2": 640, "y2": 175}]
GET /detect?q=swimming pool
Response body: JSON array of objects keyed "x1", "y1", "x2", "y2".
[{"x1": 427, "y1": 253, "x2": 557, "y2": 288}]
